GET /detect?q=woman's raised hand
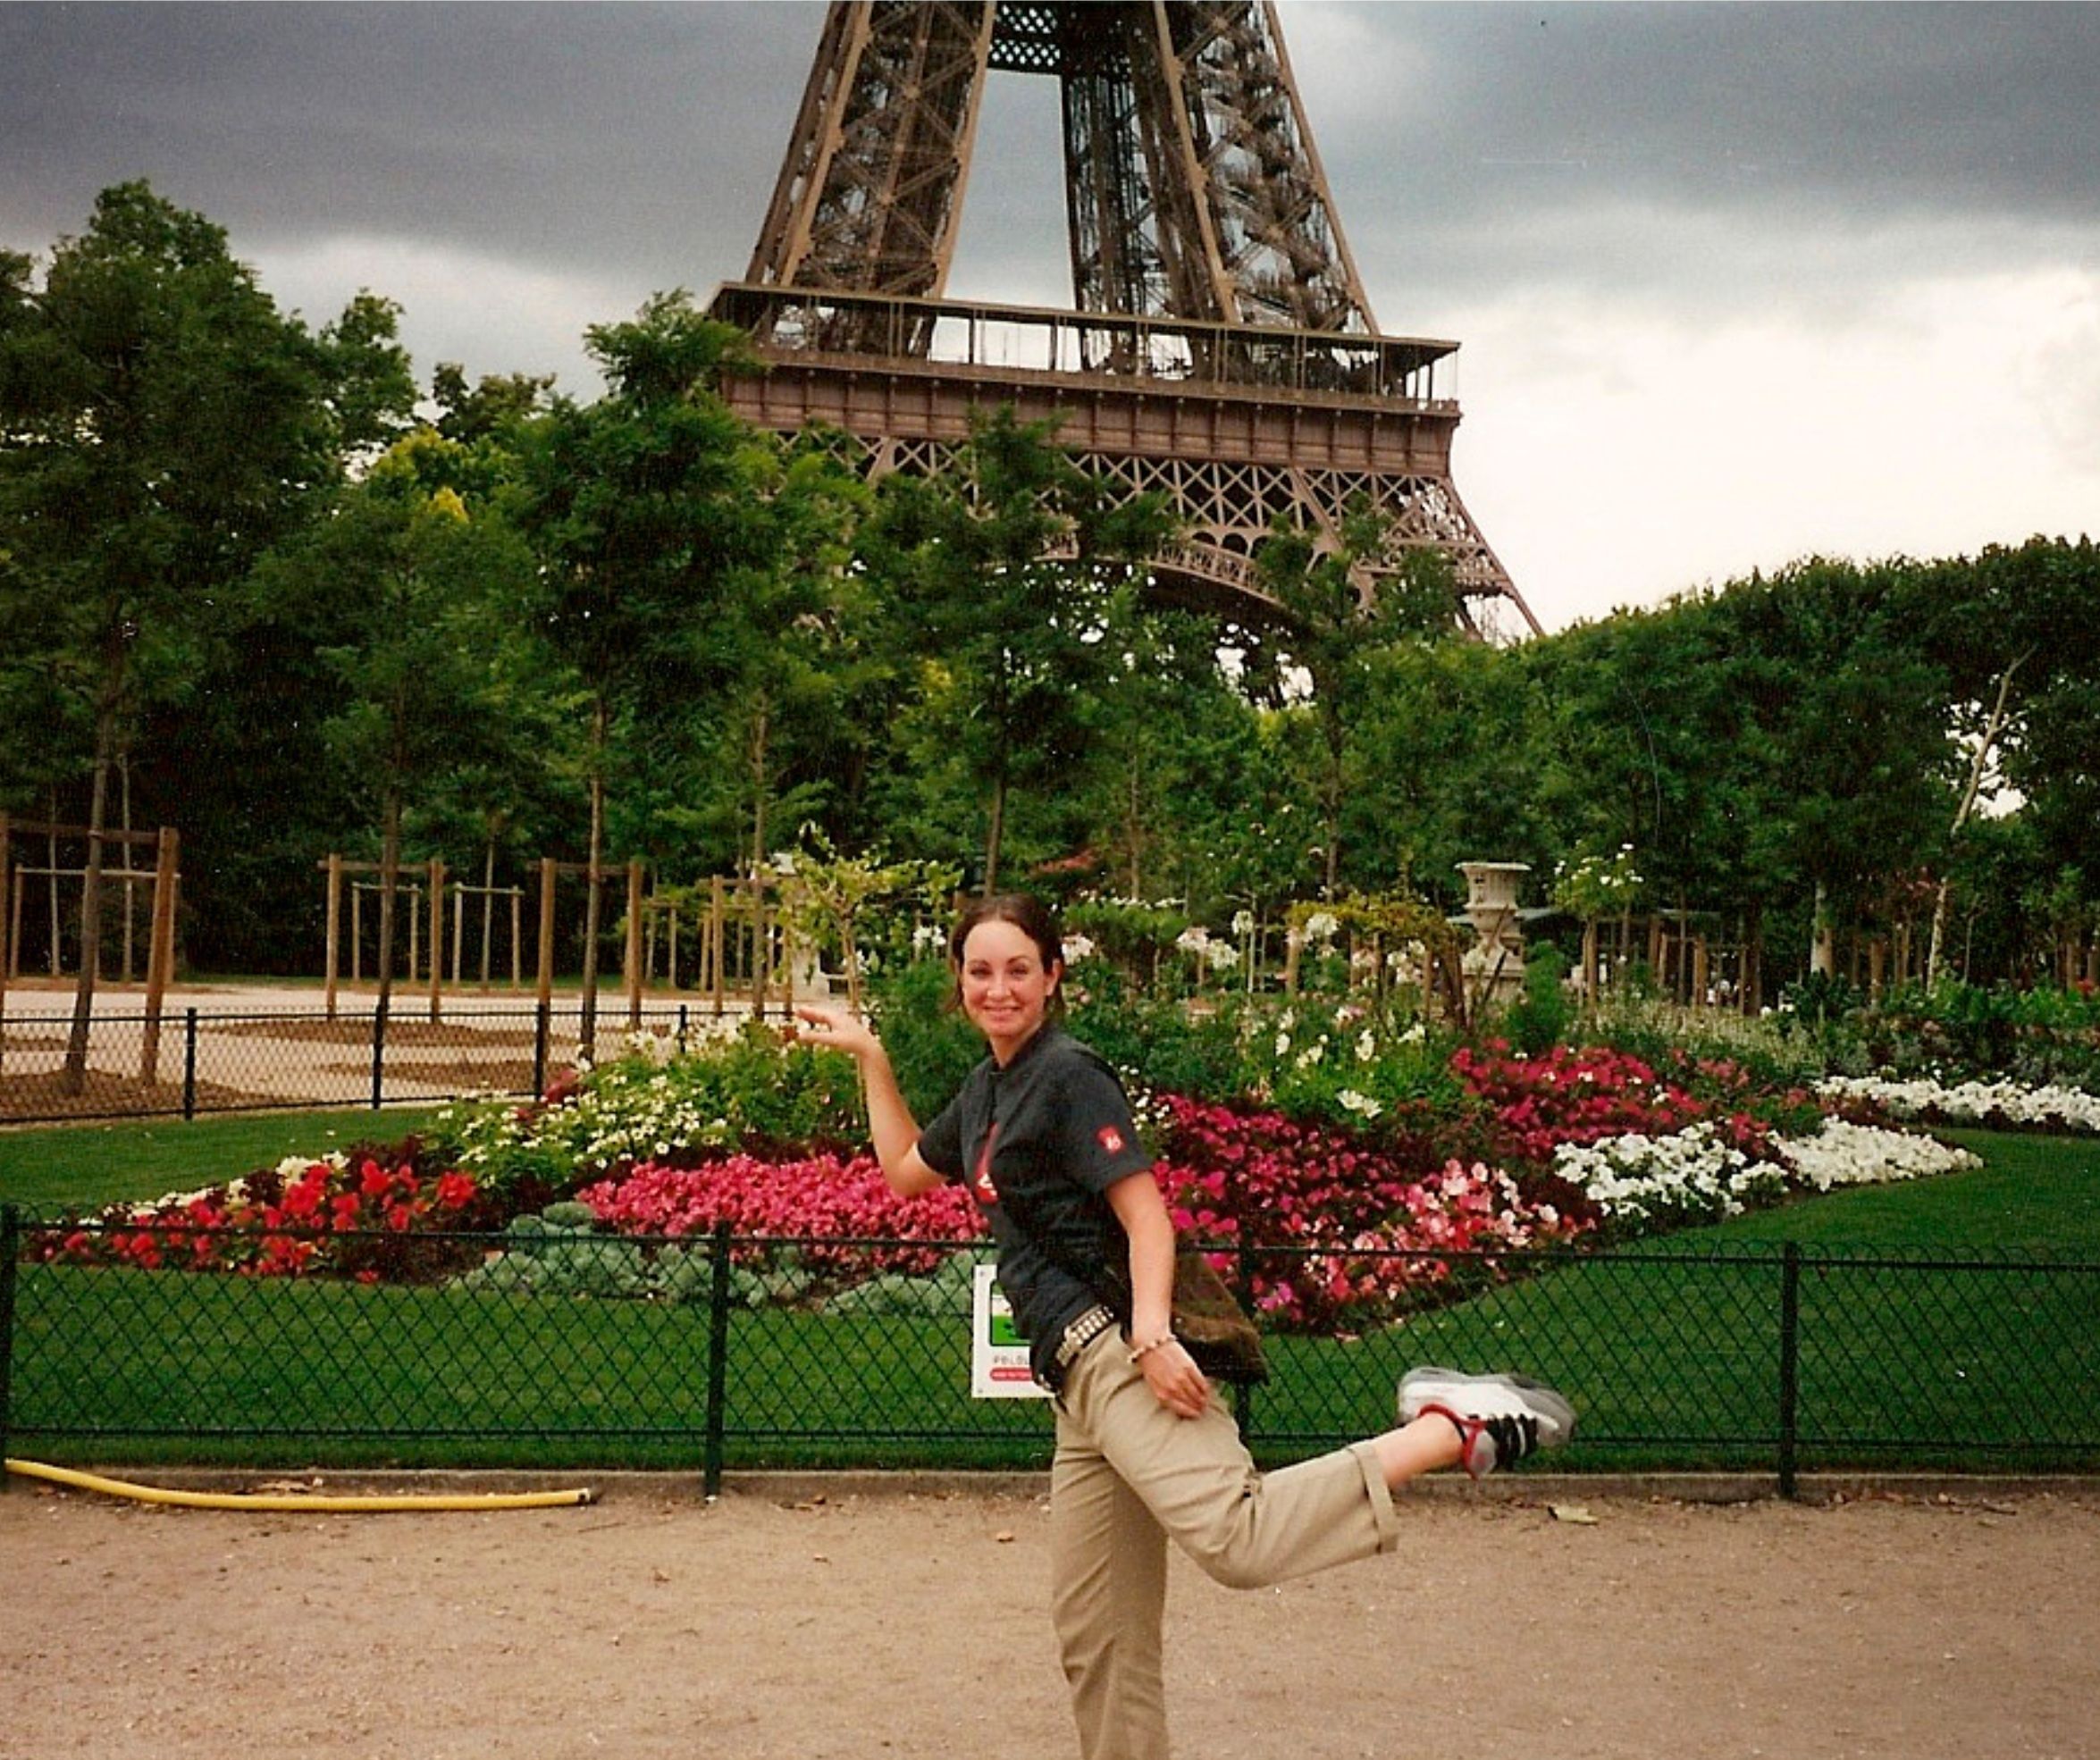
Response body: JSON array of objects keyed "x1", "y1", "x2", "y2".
[{"x1": 789, "y1": 1002, "x2": 882, "y2": 1062}]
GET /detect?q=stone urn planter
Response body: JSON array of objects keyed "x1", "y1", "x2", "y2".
[{"x1": 1457, "y1": 861, "x2": 1530, "y2": 1007}]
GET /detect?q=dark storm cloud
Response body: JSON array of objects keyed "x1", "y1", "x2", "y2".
[
  {"x1": 1301, "y1": 4, "x2": 2100, "y2": 311},
  {"x1": 6, "y1": 3, "x2": 2096, "y2": 304},
  {"x1": 1343, "y1": 4, "x2": 2100, "y2": 216},
  {"x1": 0, "y1": 2, "x2": 821, "y2": 284}
]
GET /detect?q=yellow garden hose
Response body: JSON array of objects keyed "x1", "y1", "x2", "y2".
[{"x1": 5, "y1": 1456, "x2": 594, "y2": 1512}]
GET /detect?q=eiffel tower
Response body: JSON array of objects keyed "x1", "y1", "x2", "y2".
[{"x1": 709, "y1": 1, "x2": 1537, "y2": 638}]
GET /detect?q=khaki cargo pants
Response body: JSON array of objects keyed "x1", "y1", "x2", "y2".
[{"x1": 1049, "y1": 1328, "x2": 1401, "y2": 1760}]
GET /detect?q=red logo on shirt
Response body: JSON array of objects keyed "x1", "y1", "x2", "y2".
[
  {"x1": 1096, "y1": 1126, "x2": 1125, "y2": 1156},
  {"x1": 971, "y1": 1125, "x2": 1000, "y2": 1206}
]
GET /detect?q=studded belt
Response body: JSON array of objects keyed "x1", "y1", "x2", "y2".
[{"x1": 1054, "y1": 1303, "x2": 1118, "y2": 1371}]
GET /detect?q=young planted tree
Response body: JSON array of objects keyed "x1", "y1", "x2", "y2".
[
  {"x1": 0, "y1": 181, "x2": 413, "y2": 1088},
  {"x1": 254, "y1": 429, "x2": 542, "y2": 1020}
]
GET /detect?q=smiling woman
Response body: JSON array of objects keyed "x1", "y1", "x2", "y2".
[{"x1": 793, "y1": 888, "x2": 1575, "y2": 1760}]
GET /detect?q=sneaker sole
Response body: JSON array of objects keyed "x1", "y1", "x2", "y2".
[{"x1": 1399, "y1": 1366, "x2": 1577, "y2": 1448}]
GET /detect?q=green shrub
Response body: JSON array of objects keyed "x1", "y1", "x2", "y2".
[{"x1": 1502, "y1": 945, "x2": 1571, "y2": 1055}]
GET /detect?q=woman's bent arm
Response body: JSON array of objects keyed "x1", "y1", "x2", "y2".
[
  {"x1": 791, "y1": 1004, "x2": 944, "y2": 1196},
  {"x1": 1107, "y1": 1173, "x2": 1209, "y2": 1420}
]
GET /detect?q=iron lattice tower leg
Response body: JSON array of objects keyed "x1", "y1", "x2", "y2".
[{"x1": 734, "y1": 0, "x2": 1538, "y2": 635}]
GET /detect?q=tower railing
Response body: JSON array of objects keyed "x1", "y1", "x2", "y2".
[{"x1": 708, "y1": 281, "x2": 1460, "y2": 410}]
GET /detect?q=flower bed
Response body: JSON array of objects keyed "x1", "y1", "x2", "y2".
[
  {"x1": 1146, "y1": 1093, "x2": 1587, "y2": 1329},
  {"x1": 38, "y1": 1020, "x2": 2045, "y2": 1317},
  {"x1": 1452, "y1": 1039, "x2": 1816, "y2": 1167},
  {"x1": 1819, "y1": 1074, "x2": 2100, "y2": 1136},
  {"x1": 577, "y1": 1152, "x2": 977, "y2": 1281},
  {"x1": 30, "y1": 1152, "x2": 483, "y2": 1281},
  {"x1": 1550, "y1": 1117, "x2": 1981, "y2": 1233},
  {"x1": 440, "y1": 1023, "x2": 865, "y2": 1207}
]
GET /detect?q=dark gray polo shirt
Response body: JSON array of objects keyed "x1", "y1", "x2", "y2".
[{"x1": 917, "y1": 1023, "x2": 1154, "y2": 1386}]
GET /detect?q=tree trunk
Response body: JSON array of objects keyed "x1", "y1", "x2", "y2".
[
  {"x1": 1810, "y1": 881, "x2": 1835, "y2": 976},
  {"x1": 581, "y1": 696, "x2": 607, "y2": 1060},
  {"x1": 984, "y1": 765, "x2": 1006, "y2": 896},
  {"x1": 749, "y1": 697, "x2": 770, "y2": 881},
  {"x1": 1322, "y1": 706, "x2": 1344, "y2": 901},
  {"x1": 479, "y1": 834, "x2": 497, "y2": 989},
  {"x1": 60, "y1": 681, "x2": 121, "y2": 1096},
  {"x1": 1125, "y1": 752, "x2": 1144, "y2": 898},
  {"x1": 375, "y1": 783, "x2": 401, "y2": 1023},
  {"x1": 1928, "y1": 652, "x2": 2028, "y2": 987}
]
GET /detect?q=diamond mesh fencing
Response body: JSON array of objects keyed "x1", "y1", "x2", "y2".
[
  {"x1": 0, "y1": 1003, "x2": 718, "y2": 1125},
  {"x1": 3, "y1": 1213, "x2": 2094, "y2": 1483}
]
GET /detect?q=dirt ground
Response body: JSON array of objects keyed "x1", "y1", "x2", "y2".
[{"x1": 6, "y1": 1479, "x2": 2096, "y2": 1760}]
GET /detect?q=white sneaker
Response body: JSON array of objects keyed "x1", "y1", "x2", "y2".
[{"x1": 1399, "y1": 1365, "x2": 1576, "y2": 1478}]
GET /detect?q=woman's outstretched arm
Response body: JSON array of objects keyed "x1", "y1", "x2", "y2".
[{"x1": 790, "y1": 1003, "x2": 945, "y2": 1197}]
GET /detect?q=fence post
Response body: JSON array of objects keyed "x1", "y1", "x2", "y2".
[
  {"x1": 677, "y1": 1002, "x2": 690, "y2": 1057},
  {"x1": 181, "y1": 1008, "x2": 198, "y2": 1121},
  {"x1": 0, "y1": 1204, "x2": 19, "y2": 1489},
  {"x1": 1778, "y1": 1241, "x2": 1802, "y2": 1498},
  {"x1": 369, "y1": 1006, "x2": 388, "y2": 1111},
  {"x1": 703, "y1": 1221, "x2": 735, "y2": 1501},
  {"x1": 1232, "y1": 1241, "x2": 1256, "y2": 1445},
  {"x1": 532, "y1": 1000, "x2": 550, "y2": 1101}
]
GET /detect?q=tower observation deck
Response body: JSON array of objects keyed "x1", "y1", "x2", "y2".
[{"x1": 711, "y1": 1, "x2": 1536, "y2": 638}]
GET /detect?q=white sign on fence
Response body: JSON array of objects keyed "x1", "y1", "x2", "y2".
[{"x1": 970, "y1": 1262, "x2": 1049, "y2": 1399}]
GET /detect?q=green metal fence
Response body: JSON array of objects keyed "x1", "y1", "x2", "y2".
[{"x1": 4, "y1": 1211, "x2": 2095, "y2": 1491}]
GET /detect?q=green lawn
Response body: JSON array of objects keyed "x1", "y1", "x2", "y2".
[
  {"x1": 4, "y1": 1125, "x2": 2095, "y2": 1473},
  {"x1": 0, "y1": 1106, "x2": 450, "y2": 1211},
  {"x1": 1694, "y1": 1128, "x2": 2100, "y2": 1256}
]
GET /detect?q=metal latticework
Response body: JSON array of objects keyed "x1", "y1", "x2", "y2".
[
  {"x1": 8, "y1": 1226, "x2": 2096, "y2": 1479},
  {"x1": 728, "y1": 1, "x2": 1539, "y2": 635}
]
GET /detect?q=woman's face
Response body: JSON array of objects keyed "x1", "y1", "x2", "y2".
[{"x1": 959, "y1": 918, "x2": 1062, "y2": 1063}]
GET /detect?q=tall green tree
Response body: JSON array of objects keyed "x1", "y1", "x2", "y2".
[
  {"x1": 0, "y1": 181, "x2": 411, "y2": 1085},
  {"x1": 1254, "y1": 508, "x2": 1459, "y2": 898},
  {"x1": 862, "y1": 407, "x2": 1171, "y2": 892},
  {"x1": 514, "y1": 292, "x2": 784, "y2": 1043}
]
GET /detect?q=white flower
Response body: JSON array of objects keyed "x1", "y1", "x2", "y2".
[
  {"x1": 1819, "y1": 1075, "x2": 2100, "y2": 1136},
  {"x1": 1204, "y1": 941, "x2": 1239, "y2": 972},
  {"x1": 1294, "y1": 1041, "x2": 1326, "y2": 1069},
  {"x1": 1337, "y1": 1088, "x2": 1382, "y2": 1119},
  {"x1": 1356, "y1": 1029, "x2": 1377, "y2": 1062},
  {"x1": 1553, "y1": 1123, "x2": 1784, "y2": 1225},
  {"x1": 1304, "y1": 911, "x2": 1340, "y2": 943},
  {"x1": 912, "y1": 923, "x2": 945, "y2": 955},
  {"x1": 1060, "y1": 932, "x2": 1097, "y2": 964},
  {"x1": 1775, "y1": 1118, "x2": 1980, "y2": 1192},
  {"x1": 1231, "y1": 909, "x2": 1256, "y2": 936},
  {"x1": 1275, "y1": 1031, "x2": 1292, "y2": 1057},
  {"x1": 1176, "y1": 926, "x2": 1211, "y2": 953}
]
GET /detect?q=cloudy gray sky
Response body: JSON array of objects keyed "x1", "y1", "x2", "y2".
[{"x1": 5, "y1": 2, "x2": 2096, "y2": 630}]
